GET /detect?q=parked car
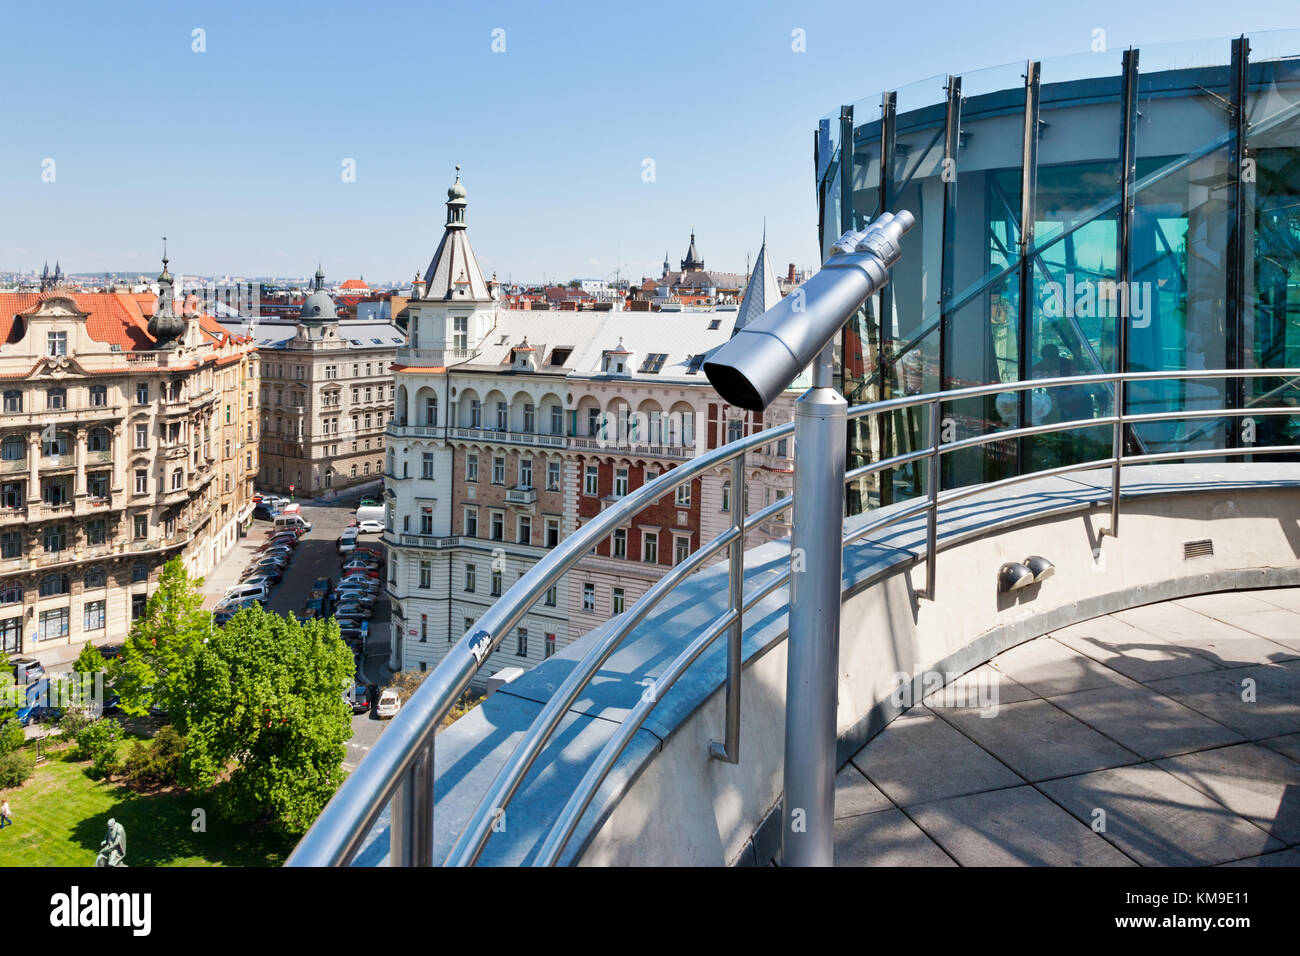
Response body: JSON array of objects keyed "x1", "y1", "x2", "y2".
[
  {"x1": 350, "y1": 546, "x2": 384, "y2": 563},
  {"x1": 359, "y1": 496, "x2": 380, "y2": 507},
  {"x1": 242, "y1": 565, "x2": 283, "y2": 585},
  {"x1": 8, "y1": 656, "x2": 45, "y2": 684},
  {"x1": 376, "y1": 689, "x2": 401, "y2": 719},
  {"x1": 347, "y1": 684, "x2": 370, "y2": 714},
  {"x1": 252, "y1": 553, "x2": 290, "y2": 569},
  {"x1": 340, "y1": 566, "x2": 380, "y2": 580},
  {"x1": 357, "y1": 519, "x2": 385, "y2": 534},
  {"x1": 224, "y1": 582, "x2": 270, "y2": 604},
  {"x1": 334, "y1": 603, "x2": 372, "y2": 620},
  {"x1": 214, "y1": 598, "x2": 261, "y2": 624}
]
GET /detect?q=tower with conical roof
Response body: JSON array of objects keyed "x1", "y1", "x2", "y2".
[
  {"x1": 420, "y1": 165, "x2": 491, "y2": 303},
  {"x1": 681, "y1": 231, "x2": 704, "y2": 273},
  {"x1": 733, "y1": 225, "x2": 780, "y2": 336},
  {"x1": 406, "y1": 166, "x2": 496, "y2": 363}
]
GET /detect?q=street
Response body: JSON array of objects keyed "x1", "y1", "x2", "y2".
[{"x1": 201, "y1": 488, "x2": 394, "y2": 770}]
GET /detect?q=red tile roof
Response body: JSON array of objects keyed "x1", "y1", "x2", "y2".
[{"x1": 0, "y1": 291, "x2": 155, "y2": 349}]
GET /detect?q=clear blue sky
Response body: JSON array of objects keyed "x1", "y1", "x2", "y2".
[{"x1": 1, "y1": 0, "x2": 1295, "y2": 285}]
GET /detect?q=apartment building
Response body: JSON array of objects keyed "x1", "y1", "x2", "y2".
[
  {"x1": 0, "y1": 256, "x2": 258, "y2": 661},
  {"x1": 385, "y1": 170, "x2": 797, "y2": 678},
  {"x1": 223, "y1": 268, "x2": 405, "y2": 497}
]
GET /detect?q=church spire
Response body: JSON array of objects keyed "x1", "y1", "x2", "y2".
[{"x1": 681, "y1": 230, "x2": 703, "y2": 273}]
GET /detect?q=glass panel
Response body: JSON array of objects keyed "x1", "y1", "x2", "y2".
[
  {"x1": 1244, "y1": 46, "x2": 1300, "y2": 456},
  {"x1": 942, "y1": 269, "x2": 1021, "y2": 490},
  {"x1": 1020, "y1": 53, "x2": 1126, "y2": 472},
  {"x1": 1127, "y1": 63, "x2": 1234, "y2": 455}
]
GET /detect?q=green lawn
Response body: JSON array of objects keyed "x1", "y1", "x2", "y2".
[{"x1": 0, "y1": 738, "x2": 294, "y2": 867}]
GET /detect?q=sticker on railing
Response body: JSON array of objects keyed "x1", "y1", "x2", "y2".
[{"x1": 467, "y1": 630, "x2": 493, "y2": 665}]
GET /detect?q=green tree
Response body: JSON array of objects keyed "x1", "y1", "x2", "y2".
[
  {"x1": 0, "y1": 646, "x2": 15, "y2": 727},
  {"x1": 178, "y1": 605, "x2": 352, "y2": 834},
  {"x1": 73, "y1": 642, "x2": 107, "y2": 677},
  {"x1": 112, "y1": 558, "x2": 210, "y2": 718}
]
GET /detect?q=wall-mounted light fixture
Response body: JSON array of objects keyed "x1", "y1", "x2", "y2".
[
  {"x1": 998, "y1": 562, "x2": 1035, "y2": 592},
  {"x1": 1023, "y1": 555, "x2": 1055, "y2": 583}
]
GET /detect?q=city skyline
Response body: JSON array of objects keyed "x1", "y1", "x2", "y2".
[{"x1": 4, "y1": 1, "x2": 1296, "y2": 283}]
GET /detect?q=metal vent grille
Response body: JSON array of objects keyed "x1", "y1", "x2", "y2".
[{"x1": 1183, "y1": 538, "x2": 1214, "y2": 559}]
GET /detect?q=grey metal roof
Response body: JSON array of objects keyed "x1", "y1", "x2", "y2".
[{"x1": 218, "y1": 318, "x2": 405, "y2": 350}]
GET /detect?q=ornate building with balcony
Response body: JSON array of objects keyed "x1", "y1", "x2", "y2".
[
  {"x1": 224, "y1": 267, "x2": 405, "y2": 497},
  {"x1": 384, "y1": 171, "x2": 798, "y2": 676},
  {"x1": 0, "y1": 255, "x2": 259, "y2": 661}
]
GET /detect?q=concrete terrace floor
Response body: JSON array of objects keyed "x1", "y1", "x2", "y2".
[{"x1": 835, "y1": 588, "x2": 1300, "y2": 867}]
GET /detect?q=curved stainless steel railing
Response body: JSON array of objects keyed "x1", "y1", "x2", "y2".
[{"x1": 289, "y1": 366, "x2": 1300, "y2": 867}]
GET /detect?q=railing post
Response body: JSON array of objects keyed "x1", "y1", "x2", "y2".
[
  {"x1": 709, "y1": 449, "x2": 745, "y2": 763},
  {"x1": 782, "y1": 346, "x2": 846, "y2": 867},
  {"x1": 923, "y1": 399, "x2": 941, "y2": 599},
  {"x1": 1106, "y1": 377, "x2": 1124, "y2": 537},
  {"x1": 388, "y1": 739, "x2": 434, "y2": 866}
]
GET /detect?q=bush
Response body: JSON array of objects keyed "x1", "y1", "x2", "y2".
[
  {"x1": 0, "y1": 718, "x2": 24, "y2": 756},
  {"x1": 89, "y1": 748, "x2": 120, "y2": 780},
  {"x1": 120, "y1": 726, "x2": 185, "y2": 788},
  {"x1": 0, "y1": 749, "x2": 34, "y2": 789},
  {"x1": 72, "y1": 718, "x2": 121, "y2": 764},
  {"x1": 57, "y1": 710, "x2": 94, "y2": 740}
]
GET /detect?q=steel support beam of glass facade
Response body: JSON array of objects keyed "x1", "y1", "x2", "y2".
[{"x1": 1226, "y1": 36, "x2": 1251, "y2": 440}]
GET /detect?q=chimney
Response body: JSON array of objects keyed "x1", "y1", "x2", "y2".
[{"x1": 787, "y1": 263, "x2": 797, "y2": 283}]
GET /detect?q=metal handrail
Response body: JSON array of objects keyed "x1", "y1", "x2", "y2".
[{"x1": 289, "y1": 366, "x2": 1300, "y2": 868}]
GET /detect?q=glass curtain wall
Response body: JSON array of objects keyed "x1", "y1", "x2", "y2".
[{"x1": 820, "y1": 33, "x2": 1300, "y2": 511}]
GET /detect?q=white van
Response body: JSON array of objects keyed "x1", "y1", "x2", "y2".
[
  {"x1": 274, "y1": 514, "x2": 313, "y2": 533},
  {"x1": 223, "y1": 582, "x2": 269, "y2": 604},
  {"x1": 355, "y1": 504, "x2": 385, "y2": 525}
]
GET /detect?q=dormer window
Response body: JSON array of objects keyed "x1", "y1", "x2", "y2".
[
  {"x1": 603, "y1": 337, "x2": 635, "y2": 376},
  {"x1": 512, "y1": 339, "x2": 537, "y2": 372}
]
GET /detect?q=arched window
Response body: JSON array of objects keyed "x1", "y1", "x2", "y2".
[
  {"x1": 39, "y1": 573, "x2": 70, "y2": 597},
  {"x1": 1, "y1": 434, "x2": 24, "y2": 460},
  {"x1": 424, "y1": 395, "x2": 438, "y2": 426},
  {"x1": 88, "y1": 427, "x2": 111, "y2": 453}
]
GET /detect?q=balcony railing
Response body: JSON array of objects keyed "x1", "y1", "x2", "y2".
[
  {"x1": 504, "y1": 486, "x2": 538, "y2": 505},
  {"x1": 0, "y1": 458, "x2": 26, "y2": 474},
  {"x1": 570, "y1": 436, "x2": 697, "y2": 459},
  {"x1": 396, "y1": 347, "x2": 476, "y2": 365},
  {"x1": 387, "y1": 424, "x2": 441, "y2": 439},
  {"x1": 448, "y1": 427, "x2": 566, "y2": 448}
]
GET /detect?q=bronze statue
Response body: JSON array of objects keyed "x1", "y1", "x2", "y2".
[{"x1": 94, "y1": 817, "x2": 126, "y2": 867}]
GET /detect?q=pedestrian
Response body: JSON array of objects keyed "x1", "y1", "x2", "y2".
[{"x1": 0, "y1": 799, "x2": 12, "y2": 829}]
